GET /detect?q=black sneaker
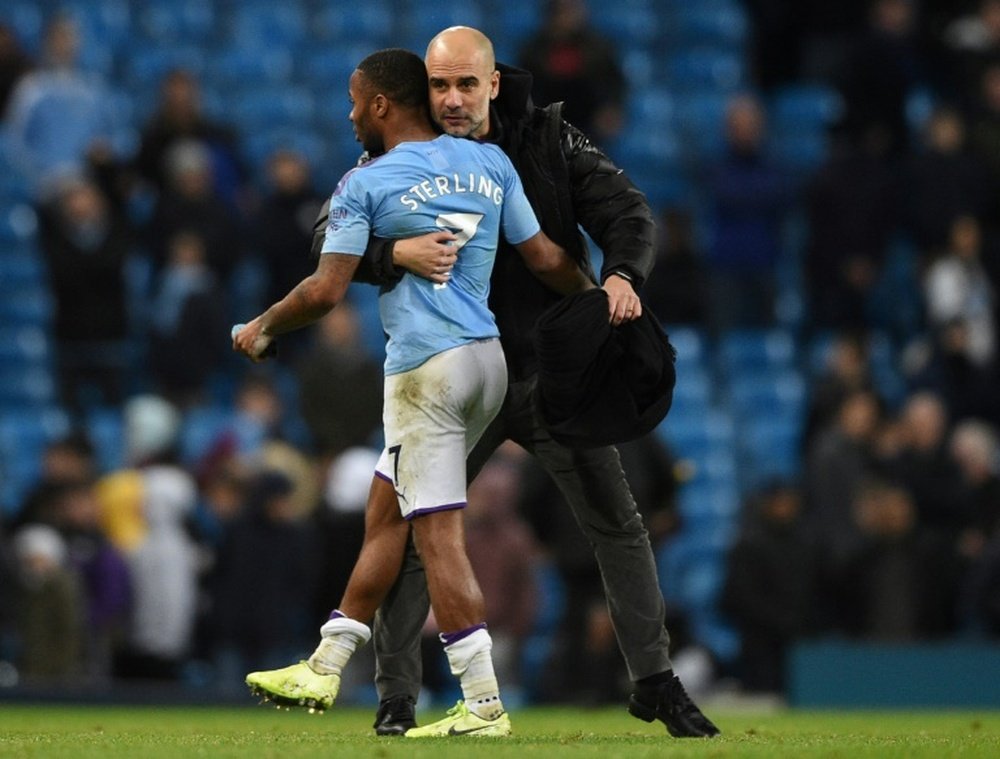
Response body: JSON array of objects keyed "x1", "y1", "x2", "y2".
[
  {"x1": 628, "y1": 674, "x2": 720, "y2": 738},
  {"x1": 373, "y1": 695, "x2": 417, "y2": 736}
]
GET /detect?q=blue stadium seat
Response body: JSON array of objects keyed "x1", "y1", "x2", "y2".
[
  {"x1": 769, "y1": 130, "x2": 829, "y2": 174},
  {"x1": 672, "y1": 366, "x2": 713, "y2": 406},
  {"x1": 727, "y1": 368, "x2": 807, "y2": 420},
  {"x1": 616, "y1": 124, "x2": 683, "y2": 172},
  {"x1": 123, "y1": 45, "x2": 207, "y2": 90},
  {"x1": 0, "y1": 248, "x2": 45, "y2": 290},
  {"x1": 673, "y1": 91, "x2": 729, "y2": 160},
  {"x1": 136, "y1": 0, "x2": 217, "y2": 44},
  {"x1": 490, "y1": 0, "x2": 544, "y2": 54},
  {"x1": 86, "y1": 406, "x2": 125, "y2": 472},
  {"x1": 665, "y1": 325, "x2": 708, "y2": 366},
  {"x1": 0, "y1": 326, "x2": 52, "y2": 366},
  {"x1": 717, "y1": 328, "x2": 797, "y2": 371},
  {"x1": 621, "y1": 47, "x2": 655, "y2": 90},
  {"x1": 770, "y1": 84, "x2": 844, "y2": 130},
  {"x1": 0, "y1": 407, "x2": 71, "y2": 515},
  {"x1": 312, "y1": 2, "x2": 394, "y2": 46},
  {"x1": 301, "y1": 45, "x2": 375, "y2": 88},
  {"x1": 243, "y1": 127, "x2": 329, "y2": 178},
  {"x1": 667, "y1": 2, "x2": 749, "y2": 48},
  {"x1": 679, "y1": 480, "x2": 741, "y2": 523},
  {"x1": 0, "y1": 364, "x2": 57, "y2": 408},
  {"x1": 591, "y1": 1, "x2": 661, "y2": 47},
  {"x1": 666, "y1": 47, "x2": 745, "y2": 92},
  {"x1": 4, "y1": 1, "x2": 44, "y2": 52},
  {"x1": 230, "y1": 86, "x2": 316, "y2": 131},
  {"x1": 0, "y1": 202, "x2": 38, "y2": 243},
  {"x1": 737, "y1": 415, "x2": 802, "y2": 486},
  {"x1": 398, "y1": 1, "x2": 486, "y2": 52},
  {"x1": 179, "y1": 406, "x2": 266, "y2": 465},
  {"x1": 208, "y1": 47, "x2": 294, "y2": 87},
  {"x1": 0, "y1": 288, "x2": 53, "y2": 327},
  {"x1": 229, "y1": 3, "x2": 308, "y2": 49}
]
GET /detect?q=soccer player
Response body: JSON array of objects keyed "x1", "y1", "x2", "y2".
[{"x1": 235, "y1": 48, "x2": 592, "y2": 737}]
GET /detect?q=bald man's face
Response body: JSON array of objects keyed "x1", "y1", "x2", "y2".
[{"x1": 426, "y1": 40, "x2": 499, "y2": 139}]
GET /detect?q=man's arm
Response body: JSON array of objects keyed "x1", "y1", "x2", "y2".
[
  {"x1": 514, "y1": 231, "x2": 594, "y2": 296},
  {"x1": 562, "y1": 121, "x2": 657, "y2": 290},
  {"x1": 311, "y1": 199, "x2": 456, "y2": 286},
  {"x1": 233, "y1": 253, "x2": 359, "y2": 360}
]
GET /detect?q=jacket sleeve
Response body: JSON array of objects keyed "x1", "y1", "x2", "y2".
[
  {"x1": 561, "y1": 122, "x2": 657, "y2": 289},
  {"x1": 310, "y1": 197, "x2": 403, "y2": 286}
]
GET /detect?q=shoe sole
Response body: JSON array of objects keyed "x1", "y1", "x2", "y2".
[{"x1": 246, "y1": 682, "x2": 331, "y2": 714}]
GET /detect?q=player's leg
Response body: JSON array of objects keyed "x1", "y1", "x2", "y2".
[
  {"x1": 506, "y1": 376, "x2": 719, "y2": 737},
  {"x1": 371, "y1": 404, "x2": 509, "y2": 734}
]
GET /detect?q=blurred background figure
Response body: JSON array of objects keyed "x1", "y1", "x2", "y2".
[
  {"x1": 148, "y1": 230, "x2": 228, "y2": 408},
  {"x1": 145, "y1": 139, "x2": 244, "y2": 286},
  {"x1": 207, "y1": 470, "x2": 319, "y2": 688},
  {"x1": 3, "y1": 15, "x2": 117, "y2": 196},
  {"x1": 518, "y1": 0, "x2": 626, "y2": 143},
  {"x1": 0, "y1": 21, "x2": 32, "y2": 116},
  {"x1": 11, "y1": 524, "x2": 83, "y2": 683},
  {"x1": 134, "y1": 69, "x2": 245, "y2": 207},
  {"x1": 296, "y1": 304, "x2": 383, "y2": 460},
  {"x1": 38, "y1": 176, "x2": 131, "y2": 416},
  {"x1": 722, "y1": 481, "x2": 816, "y2": 694},
  {"x1": 642, "y1": 207, "x2": 707, "y2": 327},
  {"x1": 705, "y1": 93, "x2": 793, "y2": 331}
]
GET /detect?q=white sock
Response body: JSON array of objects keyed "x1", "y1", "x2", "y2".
[
  {"x1": 307, "y1": 613, "x2": 371, "y2": 675},
  {"x1": 442, "y1": 627, "x2": 504, "y2": 720}
]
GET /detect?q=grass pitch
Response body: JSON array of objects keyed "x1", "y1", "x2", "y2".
[{"x1": 1, "y1": 704, "x2": 998, "y2": 758}]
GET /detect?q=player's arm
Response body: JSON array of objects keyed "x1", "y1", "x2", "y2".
[
  {"x1": 514, "y1": 231, "x2": 594, "y2": 296},
  {"x1": 233, "y1": 253, "x2": 359, "y2": 361}
]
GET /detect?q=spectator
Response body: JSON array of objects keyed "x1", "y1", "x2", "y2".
[
  {"x1": 642, "y1": 207, "x2": 707, "y2": 326},
  {"x1": 835, "y1": 0, "x2": 923, "y2": 157},
  {"x1": 966, "y1": 63, "x2": 1000, "y2": 224},
  {"x1": 148, "y1": 230, "x2": 228, "y2": 407},
  {"x1": 704, "y1": 94, "x2": 793, "y2": 330},
  {"x1": 831, "y1": 479, "x2": 960, "y2": 639},
  {"x1": 208, "y1": 470, "x2": 320, "y2": 680},
  {"x1": 37, "y1": 176, "x2": 131, "y2": 415},
  {"x1": 722, "y1": 482, "x2": 817, "y2": 693},
  {"x1": 803, "y1": 388, "x2": 883, "y2": 557},
  {"x1": 145, "y1": 139, "x2": 244, "y2": 284},
  {"x1": 254, "y1": 149, "x2": 326, "y2": 315},
  {"x1": 11, "y1": 524, "x2": 83, "y2": 682},
  {"x1": 517, "y1": 0, "x2": 626, "y2": 143},
  {"x1": 941, "y1": 0, "x2": 1000, "y2": 109},
  {"x1": 296, "y1": 304, "x2": 383, "y2": 458},
  {"x1": 3, "y1": 15, "x2": 118, "y2": 196},
  {"x1": 42, "y1": 480, "x2": 131, "y2": 682},
  {"x1": 887, "y1": 391, "x2": 969, "y2": 537},
  {"x1": 134, "y1": 69, "x2": 245, "y2": 206},
  {"x1": 803, "y1": 331, "x2": 880, "y2": 454},
  {"x1": 0, "y1": 22, "x2": 32, "y2": 117},
  {"x1": 951, "y1": 420, "x2": 1000, "y2": 551},
  {"x1": 905, "y1": 108, "x2": 990, "y2": 256},
  {"x1": 804, "y1": 127, "x2": 900, "y2": 331}
]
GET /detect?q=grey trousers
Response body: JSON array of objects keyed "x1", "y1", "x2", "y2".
[{"x1": 372, "y1": 376, "x2": 673, "y2": 701}]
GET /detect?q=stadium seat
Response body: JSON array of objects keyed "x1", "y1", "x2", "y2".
[
  {"x1": 230, "y1": 86, "x2": 316, "y2": 131},
  {"x1": 664, "y1": 325, "x2": 708, "y2": 366},
  {"x1": 679, "y1": 480, "x2": 741, "y2": 523},
  {"x1": 727, "y1": 368, "x2": 807, "y2": 420},
  {"x1": 123, "y1": 45, "x2": 207, "y2": 90},
  {"x1": 0, "y1": 248, "x2": 45, "y2": 290},
  {"x1": 86, "y1": 406, "x2": 125, "y2": 472},
  {"x1": 0, "y1": 288, "x2": 53, "y2": 327},
  {"x1": 0, "y1": 326, "x2": 52, "y2": 366},
  {"x1": 717, "y1": 328, "x2": 797, "y2": 371},
  {"x1": 667, "y1": 2, "x2": 749, "y2": 48},
  {"x1": 179, "y1": 406, "x2": 266, "y2": 466},
  {"x1": 673, "y1": 91, "x2": 730, "y2": 160},
  {"x1": 398, "y1": 2, "x2": 486, "y2": 52},
  {"x1": 769, "y1": 84, "x2": 844, "y2": 130},
  {"x1": 0, "y1": 407, "x2": 71, "y2": 516},
  {"x1": 312, "y1": 2, "x2": 394, "y2": 46},
  {"x1": 301, "y1": 45, "x2": 373, "y2": 88},
  {"x1": 229, "y1": 3, "x2": 308, "y2": 50},
  {"x1": 4, "y1": 1, "x2": 44, "y2": 51},
  {"x1": 666, "y1": 47, "x2": 745, "y2": 92},
  {"x1": 135, "y1": 0, "x2": 217, "y2": 44},
  {"x1": 208, "y1": 47, "x2": 294, "y2": 87},
  {"x1": 737, "y1": 415, "x2": 802, "y2": 486},
  {"x1": 591, "y1": 1, "x2": 661, "y2": 47},
  {"x1": 0, "y1": 202, "x2": 38, "y2": 243}
]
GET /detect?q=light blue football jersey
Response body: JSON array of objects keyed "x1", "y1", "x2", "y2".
[{"x1": 321, "y1": 135, "x2": 540, "y2": 375}]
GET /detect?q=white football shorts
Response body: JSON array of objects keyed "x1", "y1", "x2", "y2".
[{"x1": 376, "y1": 338, "x2": 507, "y2": 520}]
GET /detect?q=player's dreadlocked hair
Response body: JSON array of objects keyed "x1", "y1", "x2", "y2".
[{"x1": 356, "y1": 49, "x2": 428, "y2": 109}]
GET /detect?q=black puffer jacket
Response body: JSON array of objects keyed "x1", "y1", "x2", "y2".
[{"x1": 312, "y1": 63, "x2": 656, "y2": 381}]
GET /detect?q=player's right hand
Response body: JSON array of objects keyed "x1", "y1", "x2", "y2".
[
  {"x1": 232, "y1": 320, "x2": 275, "y2": 362},
  {"x1": 393, "y1": 230, "x2": 458, "y2": 283}
]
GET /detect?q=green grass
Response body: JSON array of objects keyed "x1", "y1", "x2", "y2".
[{"x1": 0, "y1": 704, "x2": 998, "y2": 758}]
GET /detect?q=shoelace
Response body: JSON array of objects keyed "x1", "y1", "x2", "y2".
[{"x1": 445, "y1": 701, "x2": 468, "y2": 718}]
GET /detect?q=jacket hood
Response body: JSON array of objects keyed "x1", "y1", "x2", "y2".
[{"x1": 494, "y1": 62, "x2": 535, "y2": 126}]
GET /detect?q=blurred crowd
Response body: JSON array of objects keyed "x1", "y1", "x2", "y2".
[{"x1": 0, "y1": 0, "x2": 999, "y2": 702}]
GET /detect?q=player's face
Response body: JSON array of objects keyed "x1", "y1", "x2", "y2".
[
  {"x1": 426, "y1": 48, "x2": 499, "y2": 139},
  {"x1": 348, "y1": 71, "x2": 383, "y2": 154}
]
